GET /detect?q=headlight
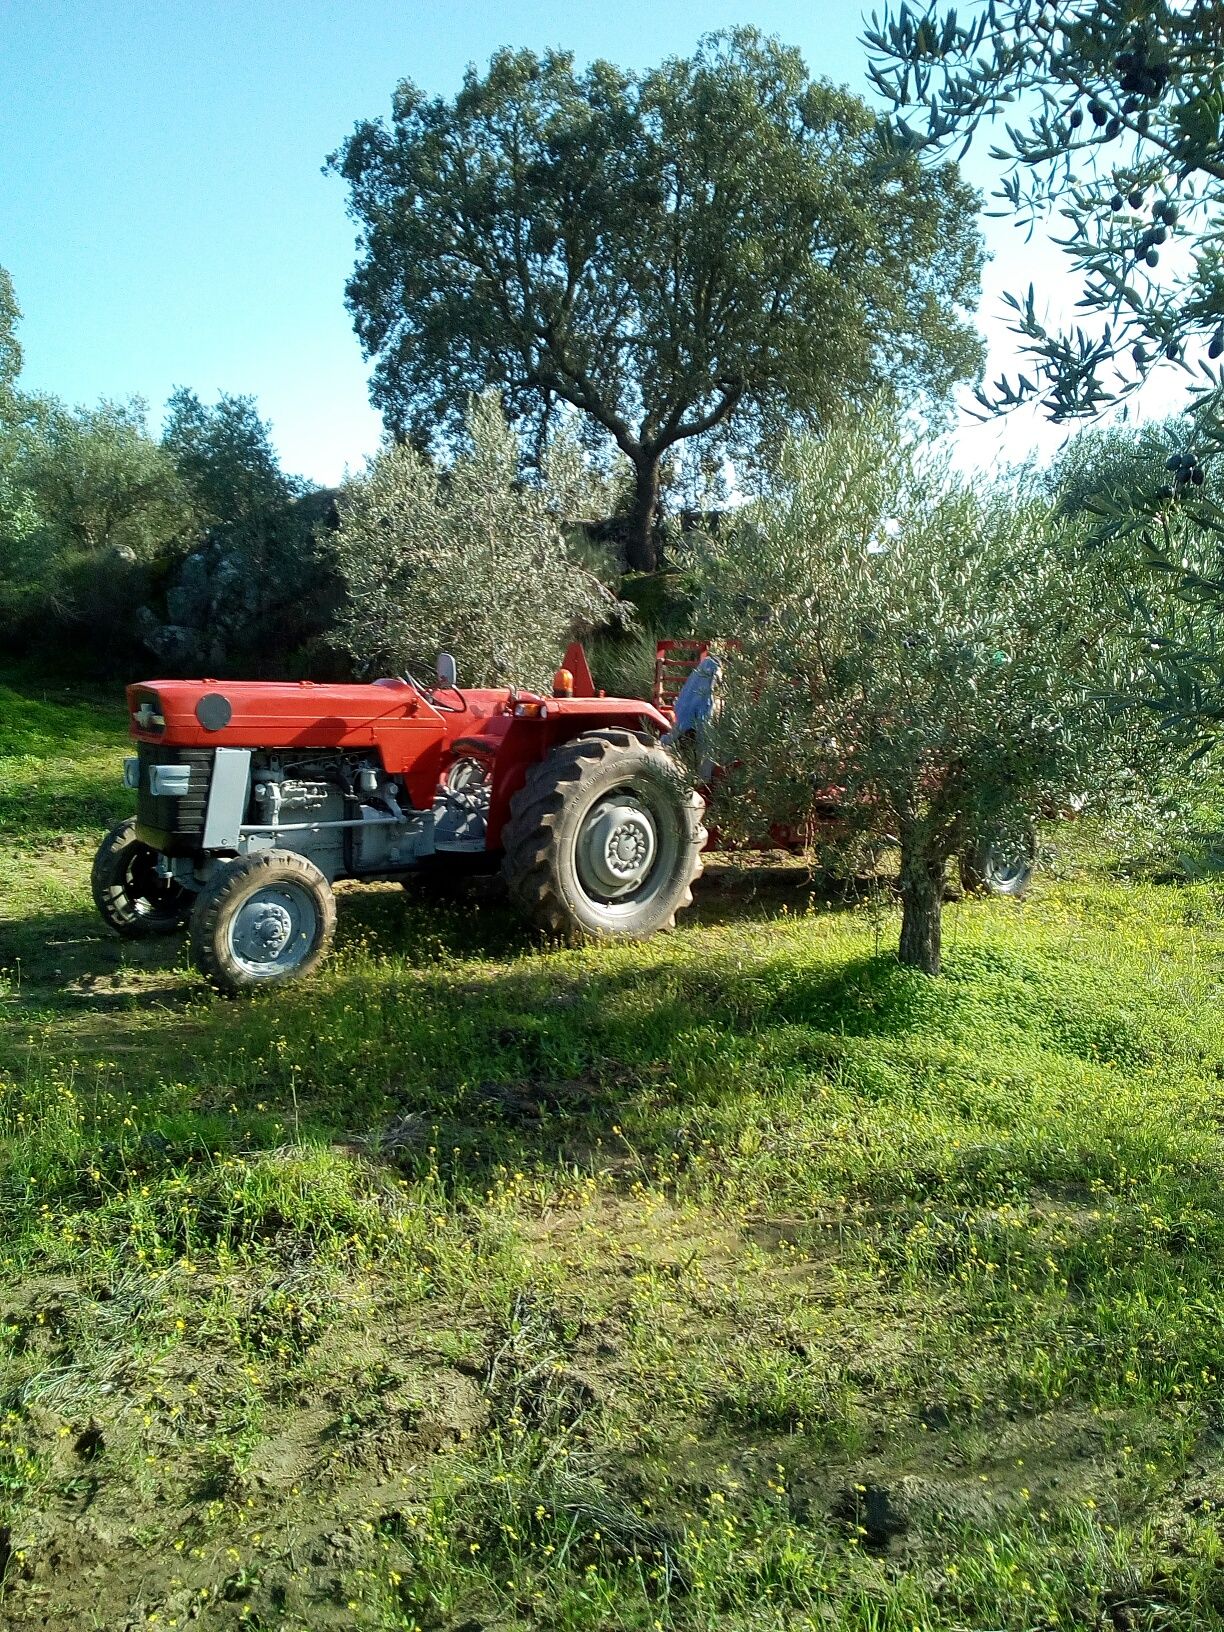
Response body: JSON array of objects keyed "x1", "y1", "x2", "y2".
[
  {"x1": 123, "y1": 756, "x2": 140, "y2": 790},
  {"x1": 148, "y1": 763, "x2": 193, "y2": 797}
]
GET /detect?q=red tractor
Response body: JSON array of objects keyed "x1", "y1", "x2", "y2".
[{"x1": 91, "y1": 646, "x2": 707, "y2": 993}]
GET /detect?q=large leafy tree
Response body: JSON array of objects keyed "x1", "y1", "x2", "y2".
[
  {"x1": 0, "y1": 267, "x2": 38, "y2": 558},
  {"x1": 330, "y1": 28, "x2": 984, "y2": 572},
  {"x1": 864, "y1": 0, "x2": 1224, "y2": 421},
  {"x1": 158, "y1": 390, "x2": 336, "y2": 674},
  {"x1": 693, "y1": 412, "x2": 1161, "y2": 974}
]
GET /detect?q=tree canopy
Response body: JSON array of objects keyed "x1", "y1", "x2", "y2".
[
  {"x1": 0, "y1": 397, "x2": 197, "y2": 664},
  {"x1": 22, "y1": 400, "x2": 193, "y2": 567},
  {"x1": 865, "y1": 0, "x2": 1224, "y2": 422},
  {"x1": 0, "y1": 267, "x2": 22, "y2": 408},
  {"x1": 163, "y1": 388, "x2": 300, "y2": 534},
  {"x1": 331, "y1": 28, "x2": 984, "y2": 570},
  {"x1": 0, "y1": 273, "x2": 332, "y2": 676}
]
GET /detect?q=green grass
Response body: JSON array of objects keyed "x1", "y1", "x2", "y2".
[{"x1": 3, "y1": 675, "x2": 1224, "y2": 1629}]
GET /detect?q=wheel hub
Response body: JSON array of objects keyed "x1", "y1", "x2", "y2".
[
  {"x1": 254, "y1": 903, "x2": 293, "y2": 952},
  {"x1": 577, "y1": 798, "x2": 658, "y2": 896},
  {"x1": 229, "y1": 889, "x2": 312, "y2": 969},
  {"x1": 989, "y1": 855, "x2": 1024, "y2": 885}
]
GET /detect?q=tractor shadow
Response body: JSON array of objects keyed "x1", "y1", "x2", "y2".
[
  {"x1": 2, "y1": 859, "x2": 898, "y2": 1031},
  {"x1": 334, "y1": 875, "x2": 529, "y2": 964},
  {"x1": 5, "y1": 875, "x2": 1037, "y2": 1226},
  {"x1": 0, "y1": 903, "x2": 198, "y2": 1016}
]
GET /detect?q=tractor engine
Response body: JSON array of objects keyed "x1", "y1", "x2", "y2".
[
  {"x1": 245, "y1": 752, "x2": 423, "y2": 877},
  {"x1": 127, "y1": 742, "x2": 431, "y2": 880}
]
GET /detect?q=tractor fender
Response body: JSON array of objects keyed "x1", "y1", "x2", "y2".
[{"x1": 483, "y1": 707, "x2": 669, "y2": 851}]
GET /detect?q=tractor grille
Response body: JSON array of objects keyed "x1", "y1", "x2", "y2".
[{"x1": 135, "y1": 745, "x2": 213, "y2": 854}]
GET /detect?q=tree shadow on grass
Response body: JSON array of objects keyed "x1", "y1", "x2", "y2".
[
  {"x1": 326, "y1": 941, "x2": 1174, "y2": 1212},
  {"x1": 212, "y1": 937, "x2": 947, "y2": 1193},
  {"x1": 689, "y1": 857, "x2": 895, "y2": 927},
  {"x1": 9, "y1": 897, "x2": 1178, "y2": 1234},
  {"x1": 4, "y1": 859, "x2": 920, "y2": 1140}
]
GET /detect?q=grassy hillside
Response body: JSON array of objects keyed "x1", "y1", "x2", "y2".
[{"x1": 3, "y1": 677, "x2": 1224, "y2": 1630}]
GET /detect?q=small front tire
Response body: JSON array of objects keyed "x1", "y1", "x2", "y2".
[
  {"x1": 189, "y1": 853, "x2": 336, "y2": 995},
  {"x1": 91, "y1": 818, "x2": 192, "y2": 938}
]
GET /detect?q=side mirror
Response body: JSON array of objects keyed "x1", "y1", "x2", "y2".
[{"x1": 436, "y1": 651, "x2": 458, "y2": 689}]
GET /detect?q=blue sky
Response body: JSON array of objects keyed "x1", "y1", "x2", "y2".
[{"x1": 0, "y1": 0, "x2": 1178, "y2": 486}]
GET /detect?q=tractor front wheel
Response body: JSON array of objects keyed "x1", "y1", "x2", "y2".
[
  {"x1": 91, "y1": 818, "x2": 192, "y2": 938},
  {"x1": 189, "y1": 853, "x2": 336, "y2": 995},
  {"x1": 502, "y1": 730, "x2": 705, "y2": 940}
]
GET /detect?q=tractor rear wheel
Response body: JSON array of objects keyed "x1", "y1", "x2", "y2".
[
  {"x1": 189, "y1": 853, "x2": 336, "y2": 995},
  {"x1": 502, "y1": 730, "x2": 705, "y2": 940},
  {"x1": 91, "y1": 818, "x2": 192, "y2": 938}
]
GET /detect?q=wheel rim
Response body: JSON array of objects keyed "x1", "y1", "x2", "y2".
[
  {"x1": 573, "y1": 782, "x2": 679, "y2": 917},
  {"x1": 985, "y1": 838, "x2": 1032, "y2": 889},
  {"x1": 226, "y1": 882, "x2": 319, "y2": 977}
]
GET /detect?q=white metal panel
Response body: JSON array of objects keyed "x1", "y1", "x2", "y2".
[{"x1": 202, "y1": 748, "x2": 252, "y2": 851}]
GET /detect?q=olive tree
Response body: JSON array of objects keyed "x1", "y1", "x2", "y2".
[
  {"x1": 865, "y1": 0, "x2": 1224, "y2": 422},
  {"x1": 3, "y1": 398, "x2": 196, "y2": 661},
  {"x1": 693, "y1": 413, "x2": 1158, "y2": 973},
  {"x1": 1047, "y1": 419, "x2": 1224, "y2": 754},
  {"x1": 332, "y1": 394, "x2": 625, "y2": 690},
  {"x1": 330, "y1": 29, "x2": 984, "y2": 571},
  {"x1": 861, "y1": 4, "x2": 1224, "y2": 759}
]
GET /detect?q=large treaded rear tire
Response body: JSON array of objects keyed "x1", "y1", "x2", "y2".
[
  {"x1": 501, "y1": 729, "x2": 706, "y2": 941},
  {"x1": 91, "y1": 818, "x2": 192, "y2": 938},
  {"x1": 189, "y1": 853, "x2": 336, "y2": 996}
]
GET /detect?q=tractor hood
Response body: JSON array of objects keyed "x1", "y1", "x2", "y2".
[
  {"x1": 125, "y1": 677, "x2": 464, "y2": 806},
  {"x1": 124, "y1": 677, "x2": 672, "y2": 812},
  {"x1": 124, "y1": 677, "x2": 459, "y2": 747}
]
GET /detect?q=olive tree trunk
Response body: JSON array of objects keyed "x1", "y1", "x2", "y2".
[
  {"x1": 897, "y1": 845, "x2": 947, "y2": 976},
  {"x1": 625, "y1": 453, "x2": 662, "y2": 574}
]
